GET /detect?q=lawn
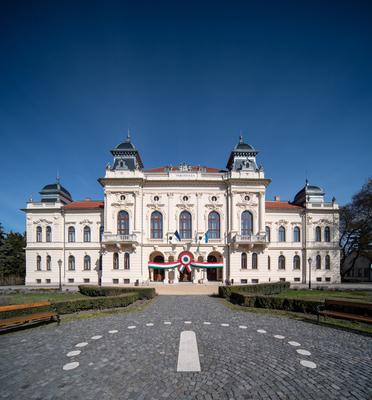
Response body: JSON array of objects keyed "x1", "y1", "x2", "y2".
[
  {"x1": 276, "y1": 289, "x2": 372, "y2": 303},
  {"x1": 0, "y1": 291, "x2": 87, "y2": 305}
]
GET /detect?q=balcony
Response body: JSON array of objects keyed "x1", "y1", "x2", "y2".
[
  {"x1": 102, "y1": 233, "x2": 137, "y2": 244},
  {"x1": 232, "y1": 233, "x2": 267, "y2": 249}
]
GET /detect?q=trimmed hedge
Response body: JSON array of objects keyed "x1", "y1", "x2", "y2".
[
  {"x1": 52, "y1": 293, "x2": 139, "y2": 315},
  {"x1": 78, "y1": 285, "x2": 156, "y2": 300},
  {"x1": 219, "y1": 281, "x2": 290, "y2": 299},
  {"x1": 230, "y1": 292, "x2": 322, "y2": 315}
]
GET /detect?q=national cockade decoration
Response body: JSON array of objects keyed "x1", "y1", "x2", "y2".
[{"x1": 148, "y1": 251, "x2": 223, "y2": 271}]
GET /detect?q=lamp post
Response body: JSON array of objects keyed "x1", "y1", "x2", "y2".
[
  {"x1": 58, "y1": 259, "x2": 62, "y2": 291},
  {"x1": 308, "y1": 257, "x2": 312, "y2": 290}
]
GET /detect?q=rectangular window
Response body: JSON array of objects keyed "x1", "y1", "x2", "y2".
[
  {"x1": 124, "y1": 279, "x2": 130, "y2": 284},
  {"x1": 84, "y1": 278, "x2": 90, "y2": 283},
  {"x1": 316, "y1": 277, "x2": 322, "y2": 282},
  {"x1": 113, "y1": 279, "x2": 119, "y2": 284},
  {"x1": 294, "y1": 277, "x2": 301, "y2": 282},
  {"x1": 325, "y1": 277, "x2": 331, "y2": 282},
  {"x1": 251, "y1": 279, "x2": 259, "y2": 284},
  {"x1": 279, "y1": 278, "x2": 286, "y2": 282},
  {"x1": 240, "y1": 279, "x2": 248, "y2": 284},
  {"x1": 36, "y1": 279, "x2": 41, "y2": 284},
  {"x1": 45, "y1": 279, "x2": 51, "y2": 283},
  {"x1": 68, "y1": 278, "x2": 74, "y2": 283}
]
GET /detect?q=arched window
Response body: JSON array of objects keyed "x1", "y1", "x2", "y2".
[
  {"x1": 265, "y1": 226, "x2": 271, "y2": 242},
  {"x1": 293, "y1": 226, "x2": 300, "y2": 242},
  {"x1": 241, "y1": 252, "x2": 247, "y2": 269},
  {"x1": 68, "y1": 226, "x2": 75, "y2": 242},
  {"x1": 84, "y1": 255, "x2": 91, "y2": 270},
  {"x1": 208, "y1": 211, "x2": 220, "y2": 239},
  {"x1": 151, "y1": 211, "x2": 163, "y2": 239},
  {"x1": 36, "y1": 255, "x2": 41, "y2": 271},
  {"x1": 315, "y1": 226, "x2": 321, "y2": 242},
  {"x1": 278, "y1": 226, "x2": 286, "y2": 242},
  {"x1": 83, "y1": 226, "x2": 91, "y2": 242},
  {"x1": 118, "y1": 211, "x2": 129, "y2": 236},
  {"x1": 99, "y1": 226, "x2": 104, "y2": 242},
  {"x1": 46, "y1": 226, "x2": 52, "y2": 242},
  {"x1": 124, "y1": 253, "x2": 130, "y2": 270},
  {"x1": 325, "y1": 255, "x2": 330, "y2": 269},
  {"x1": 241, "y1": 211, "x2": 253, "y2": 237},
  {"x1": 36, "y1": 226, "x2": 42, "y2": 242},
  {"x1": 68, "y1": 255, "x2": 75, "y2": 271},
  {"x1": 179, "y1": 211, "x2": 192, "y2": 239},
  {"x1": 46, "y1": 255, "x2": 51, "y2": 271},
  {"x1": 324, "y1": 227, "x2": 331, "y2": 242},
  {"x1": 293, "y1": 255, "x2": 301, "y2": 270},
  {"x1": 113, "y1": 253, "x2": 119, "y2": 269},
  {"x1": 252, "y1": 253, "x2": 258, "y2": 269},
  {"x1": 268, "y1": 255, "x2": 271, "y2": 270},
  {"x1": 278, "y1": 255, "x2": 285, "y2": 270},
  {"x1": 316, "y1": 255, "x2": 321, "y2": 269}
]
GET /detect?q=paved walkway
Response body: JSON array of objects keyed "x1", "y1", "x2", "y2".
[{"x1": 0, "y1": 296, "x2": 371, "y2": 400}]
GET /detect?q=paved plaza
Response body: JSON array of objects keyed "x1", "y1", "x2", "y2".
[{"x1": 0, "y1": 296, "x2": 371, "y2": 400}]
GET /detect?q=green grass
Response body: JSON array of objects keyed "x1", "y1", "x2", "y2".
[
  {"x1": 276, "y1": 289, "x2": 372, "y2": 303},
  {"x1": 0, "y1": 291, "x2": 86, "y2": 305},
  {"x1": 218, "y1": 297, "x2": 372, "y2": 335}
]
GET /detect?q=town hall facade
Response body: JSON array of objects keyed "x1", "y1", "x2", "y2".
[{"x1": 24, "y1": 135, "x2": 341, "y2": 286}]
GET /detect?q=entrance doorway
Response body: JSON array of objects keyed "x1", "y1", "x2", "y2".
[
  {"x1": 179, "y1": 269, "x2": 192, "y2": 282},
  {"x1": 207, "y1": 254, "x2": 223, "y2": 282},
  {"x1": 151, "y1": 253, "x2": 165, "y2": 282}
]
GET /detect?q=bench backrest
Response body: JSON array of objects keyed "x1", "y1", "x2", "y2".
[
  {"x1": 325, "y1": 298, "x2": 372, "y2": 316},
  {"x1": 0, "y1": 301, "x2": 51, "y2": 312}
]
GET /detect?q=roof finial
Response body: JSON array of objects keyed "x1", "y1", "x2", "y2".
[
  {"x1": 239, "y1": 130, "x2": 243, "y2": 144},
  {"x1": 126, "y1": 128, "x2": 131, "y2": 142},
  {"x1": 56, "y1": 170, "x2": 60, "y2": 184}
]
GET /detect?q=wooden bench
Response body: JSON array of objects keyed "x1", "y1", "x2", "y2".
[
  {"x1": 0, "y1": 301, "x2": 60, "y2": 332},
  {"x1": 317, "y1": 299, "x2": 372, "y2": 324}
]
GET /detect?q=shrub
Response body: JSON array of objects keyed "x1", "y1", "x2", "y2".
[
  {"x1": 219, "y1": 281, "x2": 290, "y2": 299},
  {"x1": 78, "y1": 285, "x2": 156, "y2": 300},
  {"x1": 51, "y1": 293, "x2": 139, "y2": 315},
  {"x1": 230, "y1": 292, "x2": 322, "y2": 315}
]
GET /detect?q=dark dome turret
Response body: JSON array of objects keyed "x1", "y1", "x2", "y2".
[
  {"x1": 226, "y1": 134, "x2": 259, "y2": 171},
  {"x1": 110, "y1": 131, "x2": 144, "y2": 171},
  {"x1": 293, "y1": 180, "x2": 325, "y2": 205},
  {"x1": 39, "y1": 180, "x2": 72, "y2": 204}
]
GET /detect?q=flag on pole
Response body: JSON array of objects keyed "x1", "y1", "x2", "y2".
[
  {"x1": 205, "y1": 230, "x2": 209, "y2": 243},
  {"x1": 174, "y1": 230, "x2": 181, "y2": 241}
]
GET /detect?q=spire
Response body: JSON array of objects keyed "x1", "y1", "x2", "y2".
[
  {"x1": 126, "y1": 128, "x2": 131, "y2": 142},
  {"x1": 239, "y1": 130, "x2": 243, "y2": 144},
  {"x1": 56, "y1": 170, "x2": 60, "y2": 189}
]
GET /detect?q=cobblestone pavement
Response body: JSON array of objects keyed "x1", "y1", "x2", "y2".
[{"x1": 0, "y1": 296, "x2": 371, "y2": 400}]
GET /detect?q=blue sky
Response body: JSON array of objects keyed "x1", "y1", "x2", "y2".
[{"x1": 0, "y1": 0, "x2": 371, "y2": 232}]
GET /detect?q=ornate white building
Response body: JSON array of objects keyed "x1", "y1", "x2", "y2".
[{"x1": 24, "y1": 135, "x2": 341, "y2": 286}]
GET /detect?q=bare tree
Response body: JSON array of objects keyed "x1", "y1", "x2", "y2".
[{"x1": 339, "y1": 178, "x2": 372, "y2": 278}]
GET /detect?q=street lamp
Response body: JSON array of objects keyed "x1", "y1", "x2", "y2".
[
  {"x1": 308, "y1": 257, "x2": 312, "y2": 290},
  {"x1": 58, "y1": 259, "x2": 62, "y2": 291}
]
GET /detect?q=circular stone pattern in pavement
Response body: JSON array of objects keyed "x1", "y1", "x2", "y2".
[{"x1": 1, "y1": 295, "x2": 371, "y2": 400}]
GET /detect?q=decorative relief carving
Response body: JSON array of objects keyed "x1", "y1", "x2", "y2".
[
  {"x1": 79, "y1": 219, "x2": 93, "y2": 225},
  {"x1": 33, "y1": 219, "x2": 53, "y2": 225}
]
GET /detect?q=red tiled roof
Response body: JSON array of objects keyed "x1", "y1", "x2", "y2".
[
  {"x1": 64, "y1": 200, "x2": 104, "y2": 210},
  {"x1": 144, "y1": 166, "x2": 224, "y2": 173},
  {"x1": 265, "y1": 201, "x2": 302, "y2": 210}
]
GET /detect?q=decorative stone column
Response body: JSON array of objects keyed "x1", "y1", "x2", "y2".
[
  {"x1": 149, "y1": 269, "x2": 153, "y2": 282},
  {"x1": 203, "y1": 269, "x2": 208, "y2": 283},
  {"x1": 259, "y1": 192, "x2": 265, "y2": 234},
  {"x1": 164, "y1": 269, "x2": 169, "y2": 284}
]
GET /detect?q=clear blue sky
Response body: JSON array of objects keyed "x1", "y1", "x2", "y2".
[{"x1": 0, "y1": 0, "x2": 371, "y2": 232}]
